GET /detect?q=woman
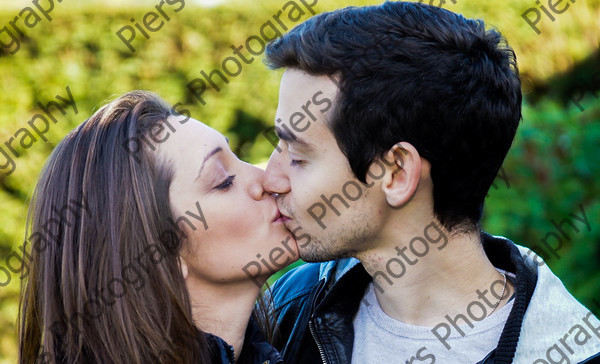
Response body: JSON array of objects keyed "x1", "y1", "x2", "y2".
[{"x1": 18, "y1": 91, "x2": 298, "y2": 363}]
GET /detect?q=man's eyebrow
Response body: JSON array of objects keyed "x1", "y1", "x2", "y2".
[
  {"x1": 275, "y1": 127, "x2": 312, "y2": 149},
  {"x1": 195, "y1": 135, "x2": 228, "y2": 181}
]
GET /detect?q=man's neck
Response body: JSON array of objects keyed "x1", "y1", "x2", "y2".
[
  {"x1": 186, "y1": 278, "x2": 265, "y2": 361},
  {"x1": 357, "y1": 226, "x2": 514, "y2": 327}
]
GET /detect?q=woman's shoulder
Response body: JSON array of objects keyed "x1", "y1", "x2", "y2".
[
  {"x1": 204, "y1": 332, "x2": 236, "y2": 363},
  {"x1": 204, "y1": 319, "x2": 283, "y2": 364}
]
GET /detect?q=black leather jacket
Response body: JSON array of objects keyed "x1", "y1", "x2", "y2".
[
  {"x1": 207, "y1": 317, "x2": 283, "y2": 364},
  {"x1": 269, "y1": 232, "x2": 600, "y2": 364}
]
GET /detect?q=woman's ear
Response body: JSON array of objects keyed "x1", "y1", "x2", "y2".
[
  {"x1": 179, "y1": 256, "x2": 189, "y2": 280},
  {"x1": 381, "y1": 142, "x2": 421, "y2": 208}
]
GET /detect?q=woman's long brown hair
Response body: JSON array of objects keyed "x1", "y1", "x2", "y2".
[{"x1": 18, "y1": 91, "x2": 212, "y2": 363}]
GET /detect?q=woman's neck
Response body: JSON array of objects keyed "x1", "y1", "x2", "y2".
[{"x1": 186, "y1": 278, "x2": 264, "y2": 362}]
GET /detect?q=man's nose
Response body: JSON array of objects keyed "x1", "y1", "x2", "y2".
[{"x1": 263, "y1": 151, "x2": 291, "y2": 195}]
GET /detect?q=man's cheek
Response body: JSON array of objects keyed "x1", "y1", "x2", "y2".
[
  {"x1": 294, "y1": 189, "x2": 320, "y2": 219},
  {"x1": 287, "y1": 194, "x2": 317, "y2": 229},
  {"x1": 304, "y1": 180, "x2": 356, "y2": 230}
]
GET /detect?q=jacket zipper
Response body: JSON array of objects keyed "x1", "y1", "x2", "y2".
[
  {"x1": 309, "y1": 279, "x2": 328, "y2": 364},
  {"x1": 309, "y1": 319, "x2": 328, "y2": 364}
]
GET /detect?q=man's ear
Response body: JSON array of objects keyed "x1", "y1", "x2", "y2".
[
  {"x1": 179, "y1": 256, "x2": 189, "y2": 280},
  {"x1": 381, "y1": 142, "x2": 421, "y2": 208}
]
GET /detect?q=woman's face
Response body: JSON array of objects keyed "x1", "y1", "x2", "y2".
[{"x1": 159, "y1": 115, "x2": 298, "y2": 286}]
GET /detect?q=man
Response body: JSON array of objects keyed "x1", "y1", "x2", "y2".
[{"x1": 261, "y1": 2, "x2": 600, "y2": 364}]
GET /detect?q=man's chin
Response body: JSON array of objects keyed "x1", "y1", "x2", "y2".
[
  {"x1": 297, "y1": 241, "x2": 347, "y2": 263},
  {"x1": 298, "y1": 251, "x2": 325, "y2": 263},
  {"x1": 283, "y1": 221, "x2": 341, "y2": 262},
  {"x1": 298, "y1": 250, "x2": 335, "y2": 263}
]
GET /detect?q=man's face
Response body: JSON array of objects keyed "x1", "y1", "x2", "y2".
[{"x1": 264, "y1": 69, "x2": 387, "y2": 262}]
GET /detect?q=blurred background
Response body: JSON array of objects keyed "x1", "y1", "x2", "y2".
[{"x1": 0, "y1": 0, "x2": 599, "y2": 361}]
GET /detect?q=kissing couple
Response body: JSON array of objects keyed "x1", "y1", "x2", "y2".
[{"x1": 19, "y1": 2, "x2": 600, "y2": 363}]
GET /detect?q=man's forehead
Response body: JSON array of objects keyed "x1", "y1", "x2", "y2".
[
  {"x1": 274, "y1": 69, "x2": 338, "y2": 150},
  {"x1": 280, "y1": 69, "x2": 338, "y2": 98}
]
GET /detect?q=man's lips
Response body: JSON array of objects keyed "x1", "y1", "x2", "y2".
[{"x1": 272, "y1": 208, "x2": 292, "y2": 223}]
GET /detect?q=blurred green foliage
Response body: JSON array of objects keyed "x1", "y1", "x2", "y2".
[{"x1": 0, "y1": 0, "x2": 599, "y2": 361}]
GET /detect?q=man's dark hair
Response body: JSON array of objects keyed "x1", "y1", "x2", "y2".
[{"x1": 265, "y1": 1, "x2": 522, "y2": 232}]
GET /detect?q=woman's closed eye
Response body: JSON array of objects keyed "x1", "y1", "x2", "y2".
[{"x1": 215, "y1": 175, "x2": 236, "y2": 190}]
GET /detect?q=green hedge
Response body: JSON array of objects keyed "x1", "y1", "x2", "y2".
[{"x1": 0, "y1": 0, "x2": 599, "y2": 361}]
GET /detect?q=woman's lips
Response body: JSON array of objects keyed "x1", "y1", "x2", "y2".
[
  {"x1": 273, "y1": 216, "x2": 292, "y2": 223},
  {"x1": 272, "y1": 210, "x2": 292, "y2": 223}
]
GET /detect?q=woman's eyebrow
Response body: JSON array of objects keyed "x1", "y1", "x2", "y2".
[
  {"x1": 194, "y1": 136, "x2": 229, "y2": 181},
  {"x1": 195, "y1": 146, "x2": 222, "y2": 181}
]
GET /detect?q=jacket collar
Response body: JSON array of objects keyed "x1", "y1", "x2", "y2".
[
  {"x1": 205, "y1": 316, "x2": 282, "y2": 364},
  {"x1": 480, "y1": 232, "x2": 538, "y2": 362}
]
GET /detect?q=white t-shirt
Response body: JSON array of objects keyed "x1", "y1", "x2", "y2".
[{"x1": 351, "y1": 272, "x2": 516, "y2": 364}]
